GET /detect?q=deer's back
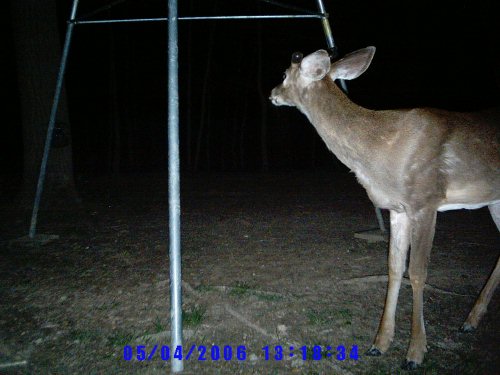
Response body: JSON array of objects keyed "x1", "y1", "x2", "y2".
[{"x1": 353, "y1": 107, "x2": 499, "y2": 212}]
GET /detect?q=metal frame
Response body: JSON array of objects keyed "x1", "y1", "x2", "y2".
[{"x1": 29, "y1": 0, "x2": 384, "y2": 372}]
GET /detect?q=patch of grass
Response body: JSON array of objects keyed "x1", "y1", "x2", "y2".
[
  {"x1": 228, "y1": 281, "x2": 284, "y2": 301},
  {"x1": 138, "y1": 316, "x2": 168, "y2": 338},
  {"x1": 334, "y1": 308, "x2": 353, "y2": 325},
  {"x1": 108, "y1": 331, "x2": 135, "y2": 346},
  {"x1": 183, "y1": 305, "x2": 206, "y2": 327},
  {"x1": 229, "y1": 281, "x2": 252, "y2": 297},
  {"x1": 304, "y1": 309, "x2": 325, "y2": 325},
  {"x1": 307, "y1": 309, "x2": 330, "y2": 325},
  {"x1": 307, "y1": 307, "x2": 353, "y2": 326},
  {"x1": 195, "y1": 284, "x2": 215, "y2": 293},
  {"x1": 153, "y1": 316, "x2": 167, "y2": 333}
]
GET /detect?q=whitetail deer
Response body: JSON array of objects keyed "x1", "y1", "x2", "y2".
[{"x1": 270, "y1": 47, "x2": 500, "y2": 369}]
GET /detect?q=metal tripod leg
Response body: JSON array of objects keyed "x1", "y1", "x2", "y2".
[
  {"x1": 24, "y1": 0, "x2": 80, "y2": 242},
  {"x1": 167, "y1": 0, "x2": 183, "y2": 372}
]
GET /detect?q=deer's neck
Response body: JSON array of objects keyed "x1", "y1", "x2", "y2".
[{"x1": 298, "y1": 78, "x2": 382, "y2": 172}]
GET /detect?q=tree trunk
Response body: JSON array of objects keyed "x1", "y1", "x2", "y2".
[{"x1": 11, "y1": 0, "x2": 78, "y2": 210}]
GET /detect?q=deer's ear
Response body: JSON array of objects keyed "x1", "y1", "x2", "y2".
[
  {"x1": 299, "y1": 50, "x2": 330, "y2": 80},
  {"x1": 329, "y1": 46, "x2": 376, "y2": 81}
]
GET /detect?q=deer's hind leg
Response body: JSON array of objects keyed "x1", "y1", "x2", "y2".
[{"x1": 461, "y1": 203, "x2": 500, "y2": 331}]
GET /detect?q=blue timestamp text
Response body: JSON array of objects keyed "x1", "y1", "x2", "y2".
[{"x1": 123, "y1": 344, "x2": 359, "y2": 362}]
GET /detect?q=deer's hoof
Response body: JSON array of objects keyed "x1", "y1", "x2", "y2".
[
  {"x1": 365, "y1": 346, "x2": 382, "y2": 356},
  {"x1": 401, "y1": 360, "x2": 419, "y2": 371},
  {"x1": 460, "y1": 323, "x2": 475, "y2": 333}
]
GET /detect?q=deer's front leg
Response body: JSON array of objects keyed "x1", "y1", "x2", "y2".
[
  {"x1": 403, "y1": 208, "x2": 437, "y2": 370},
  {"x1": 367, "y1": 210, "x2": 410, "y2": 356}
]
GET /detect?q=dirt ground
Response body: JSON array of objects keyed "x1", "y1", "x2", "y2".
[{"x1": 0, "y1": 172, "x2": 498, "y2": 374}]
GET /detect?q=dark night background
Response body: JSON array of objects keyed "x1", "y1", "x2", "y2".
[{"x1": 1, "y1": 0, "x2": 499, "y2": 183}]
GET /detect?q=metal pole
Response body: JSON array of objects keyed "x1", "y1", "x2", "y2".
[
  {"x1": 315, "y1": 0, "x2": 336, "y2": 57},
  {"x1": 167, "y1": 0, "x2": 183, "y2": 372},
  {"x1": 375, "y1": 205, "x2": 387, "y2": 233},
  {"x1": 74, "y1": 14, "x2": 321, "y2": 25},
  {"x1": 28, "y1": 0, "x2": 80, "y2": 238},
  {"x1": 315, "y1": 0, "x2": 346, "y2": 93}
]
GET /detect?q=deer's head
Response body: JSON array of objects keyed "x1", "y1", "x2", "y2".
[{"x1": 270, "y1": 46, "x2": 376, "y2": 107}]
